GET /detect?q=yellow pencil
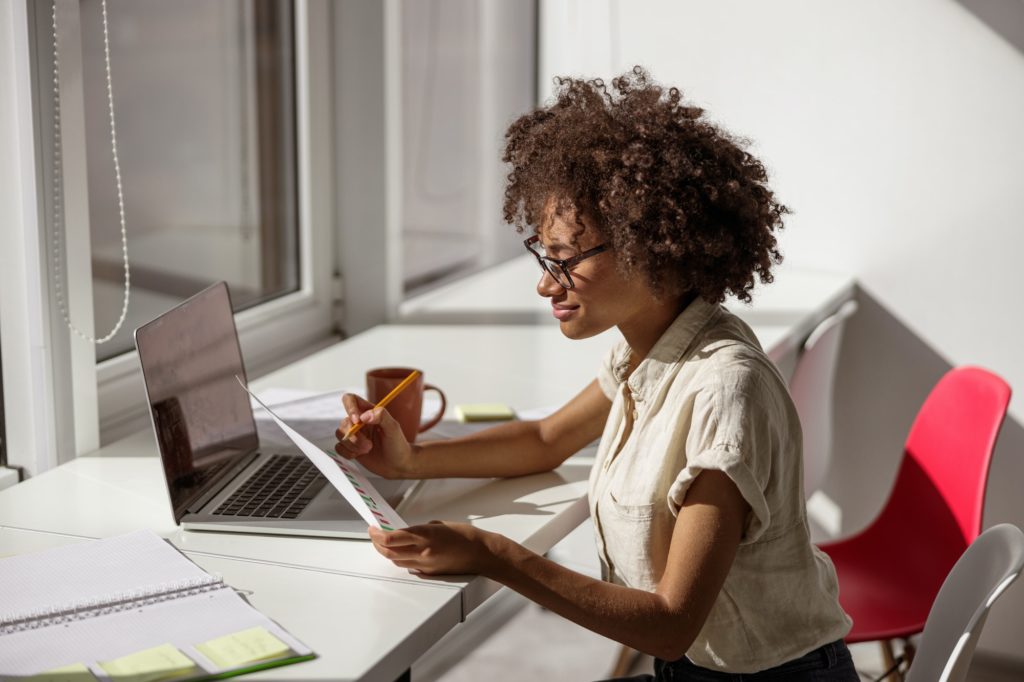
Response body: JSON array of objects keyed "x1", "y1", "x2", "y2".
[{"x1": 344, "y1": 369, "x2": 421, "y2": 439}]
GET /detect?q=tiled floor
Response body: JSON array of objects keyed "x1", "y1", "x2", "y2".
[{"x1": 433, "y1": 602, "x2": 1021, "y2": 681}]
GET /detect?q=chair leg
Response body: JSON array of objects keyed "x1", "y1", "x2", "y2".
[
  {"x1": 609, "y1": 644, "x2": 643, "y2": 678},
  {"x1": 879, "y1": 640, "x2": 904, "y2": 681}
]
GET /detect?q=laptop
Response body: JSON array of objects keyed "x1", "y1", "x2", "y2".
[{"x1": 135, "y1": 281, "x2": 414, "y2": 538}]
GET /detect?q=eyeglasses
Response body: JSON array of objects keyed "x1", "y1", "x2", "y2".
[{"x1": 524, "y1": 235, "x2": 607, "y2": 289}]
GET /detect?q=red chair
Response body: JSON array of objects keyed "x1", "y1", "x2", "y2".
[{"x1": 817, "y1": 366, "x2": 1011, "y2": 678}]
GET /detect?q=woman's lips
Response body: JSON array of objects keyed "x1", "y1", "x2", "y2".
[{"x1": 552, "y1": 303, "x2": 580, "y2": 321}]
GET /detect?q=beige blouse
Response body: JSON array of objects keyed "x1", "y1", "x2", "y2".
[{"x1": 588, "y1": 296, "x2": 852, "y2": 673}]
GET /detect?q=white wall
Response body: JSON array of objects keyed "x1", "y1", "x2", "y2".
[{"x1": 541, "y1": 0, "x2": 1024, "y2": 664}]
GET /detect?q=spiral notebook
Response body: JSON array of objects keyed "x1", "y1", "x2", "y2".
[{"x1": 0, "y1": 530, "x2": 315, "y2": 680}]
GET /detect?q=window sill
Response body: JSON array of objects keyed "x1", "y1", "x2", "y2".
[{"x1": 0, "y1": 467, "x2": 18, "y2": 491}]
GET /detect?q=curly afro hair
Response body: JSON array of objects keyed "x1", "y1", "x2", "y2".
[{"x1": 502, "y1": 66, "x2": 788, "y2": 304}]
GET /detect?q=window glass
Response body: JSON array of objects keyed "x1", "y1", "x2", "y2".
[
  {"x1": 399, "y1": 0, "x2": 535, "y2": 292},
  {"x1": 77, "y1": 0, "x2": 298, "y2": 360}
]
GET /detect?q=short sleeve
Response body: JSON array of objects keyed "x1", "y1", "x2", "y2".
[
  {"x1": 597, "y1": 339, "x2": 630, "y2": 401},
  {"x1": 667, "y1": 370, "x2": 782, "y2": 545}
]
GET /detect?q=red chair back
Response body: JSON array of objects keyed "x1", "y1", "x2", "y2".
[{"x1": 874, "y1": 367, "x2": 1011, "y2": 583}]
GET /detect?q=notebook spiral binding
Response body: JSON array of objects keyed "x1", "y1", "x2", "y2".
[{"x1": 0, "y1": 574, "x2": 226, "y2": 635}]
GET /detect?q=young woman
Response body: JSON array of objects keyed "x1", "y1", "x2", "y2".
[{"x1": 335, "y1": 67, "x2": 857, "y2": 680}]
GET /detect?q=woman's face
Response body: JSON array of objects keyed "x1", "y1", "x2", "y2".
[{"x1": 535, "y1": 204, "x2": 656, "y2": 340}]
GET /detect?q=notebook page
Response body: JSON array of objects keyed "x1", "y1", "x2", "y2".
[
  {"x1": 0, "y1": 585, "x2": 309, "y2": 676},
  {"x1": 0, "y1": 530, "x2": 207, "y2": 620}
]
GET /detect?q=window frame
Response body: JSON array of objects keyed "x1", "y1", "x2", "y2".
[
  {"x1": 5, "y1": 0, "x2": 338, "y2": 457},
  {"x1": 1, "y1": 0, "x2": 70, "y2": 477},
  {"x1": 3, "y1": 0, "x2": 535, "y2": 472},
  {"x1": 96, "y1": 0, "x2": 338, "y2": 442}
]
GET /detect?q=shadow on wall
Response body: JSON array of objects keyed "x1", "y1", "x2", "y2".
[{"x1": 824, "y1": 284, "x2": 1024, "y2": 664}]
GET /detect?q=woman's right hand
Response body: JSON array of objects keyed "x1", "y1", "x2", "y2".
[{"x1": 334, "y1": 393, "x2": 418, "y2": 479}]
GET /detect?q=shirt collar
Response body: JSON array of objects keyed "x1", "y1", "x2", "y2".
[{"x1": 615, "y1": 297, "x2": 721, "y2": 402}]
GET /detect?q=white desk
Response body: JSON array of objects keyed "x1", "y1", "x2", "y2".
[
  {"x1": 0, "y1": 526, "x2": 461, "y2": 682},
  {"x1": 0, "y1": 267, "x2": 855, "y2": 680},
  {"x1": 0, "y1": 452, "x2": 590, "y2": 614}
]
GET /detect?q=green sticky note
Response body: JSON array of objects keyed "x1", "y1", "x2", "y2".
[
  {"x1": 454, "y1": 403, "x2": 516, "y2": 422},
  {"x1": 196, "y1": 626, "x2": 291, "y2": 669},
  {"x1": 28, "y1": 663, "x2": 97, "y2": 681},
  {"x1": 99, "y1": 643, "x2": 198, "y2": 682}
]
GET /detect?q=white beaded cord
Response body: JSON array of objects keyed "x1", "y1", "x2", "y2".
[{"x1": 51, "y1": 0, "x2": 130, "y2": 344}]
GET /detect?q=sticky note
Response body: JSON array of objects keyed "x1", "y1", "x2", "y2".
[
  {"x1": 99, "y1": 643, "x2": 198, "y2": 682},
  {"x1": 28, "y1": 663, "x2": 97, "y2": 681},
  {"x1": 454, "y1": 403, "x2": 516, "y2": 422},
  {"x1": 196, "y1": 626, "x2": 291, "y2": 669}
]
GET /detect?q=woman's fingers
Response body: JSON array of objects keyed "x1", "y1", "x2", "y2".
[
  {"x1": 392, "y1": 559, "x2": 431, "y2": 574},
  {"x1": 333, "y1": 429, "x2": 370, "y2": 457},
  {"x1": 334, "y1": 407, "x2": 374, "y2": 452},
  {"x1": 342, "y1": 391, "x2": 374, "y2": 421},
  {"x1": 373, "y1": 545, "x2": 431, "y2": 571},
  {"x1": 369, "y1": 532, "x2": 429, "y2": 567},
  {"x1": 369, "y1": 527, "x2": 424, "y2": 549},
  {"x1": 339, "y1": 394, "x2": 376, "y2": 445},
  {"x1": 368, "y1": 527, "x2": 471, "y2": 577},
  {"x1": 341, "y1": 392, "x2": 375, "y2": 416},
  {"x1": 333, "y1": 441, "x2": 360, "y2": 459},
  {"x1": 334, "y1": 424, "x2": 372, "y2": 454}
]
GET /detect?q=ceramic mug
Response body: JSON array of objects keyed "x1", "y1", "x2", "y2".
[{"x1": 365, "y1": 367, "x2": 447, "y2": 442}]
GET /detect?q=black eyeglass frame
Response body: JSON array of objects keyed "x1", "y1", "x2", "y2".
[{"x1": 524, "y1": 235, "x2": 608, "y2": 290}]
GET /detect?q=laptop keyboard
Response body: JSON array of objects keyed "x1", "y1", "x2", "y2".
[{"x1": 212, "y1": 455, "x2": 326, "y2": 519}]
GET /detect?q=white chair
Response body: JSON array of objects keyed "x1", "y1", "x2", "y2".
[
  {"x1": 905, "y1": 523, "x2": 1024, "y2": 682},
  {"x1": 788, "y1": 299, "x2": 858, "y2": 499}
]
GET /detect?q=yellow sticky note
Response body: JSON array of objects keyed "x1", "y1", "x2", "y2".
[
  {"x1": 196, "y1": 626, "x2": 291, "y2": 669},
  {"x1": 99, "y1": 643, "x2": 198, "y2": 682},
  {"x1": 454, "y1": 403, "x2": 516, "y2": 422},
  {"x1": 28, "y1": 663, "x2": 97, "y2": 681}
]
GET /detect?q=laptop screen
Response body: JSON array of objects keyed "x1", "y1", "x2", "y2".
[{"x1": 135, "y1": 282, "x2": 260, "y2": 522}]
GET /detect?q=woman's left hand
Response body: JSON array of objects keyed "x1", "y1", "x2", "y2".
[{"x1": 368, "y1": 521, "x2": 503, "y2": 576}]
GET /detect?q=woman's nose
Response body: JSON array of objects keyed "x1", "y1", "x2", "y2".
[{"x1": 536, "y1": 270, "x2": 563, "y2": 297}]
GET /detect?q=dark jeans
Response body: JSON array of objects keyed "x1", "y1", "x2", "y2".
[{"x1": 598, "y1": 639, "x2": 859, "y2": 681}]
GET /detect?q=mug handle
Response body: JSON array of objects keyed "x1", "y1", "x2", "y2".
[{"x1": 418, "y1": 384, "x2": 447, "y2": 433}]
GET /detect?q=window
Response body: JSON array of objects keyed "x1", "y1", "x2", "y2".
[
  {"x1": 80, "y1": 0, "x2": 301, "y2": 361},
  {"x1": 32, "y1": 0, "x2": 335, "y2": 444},
  {"x1": 332, "y1": 0, "x2": 537, "y2": 332},
  {"x1": 398, "y1": 0, "x2": 536, "y2": 294},
  {"x1": 3, "y1": 0, "x2": 537, "y2": 474}
]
